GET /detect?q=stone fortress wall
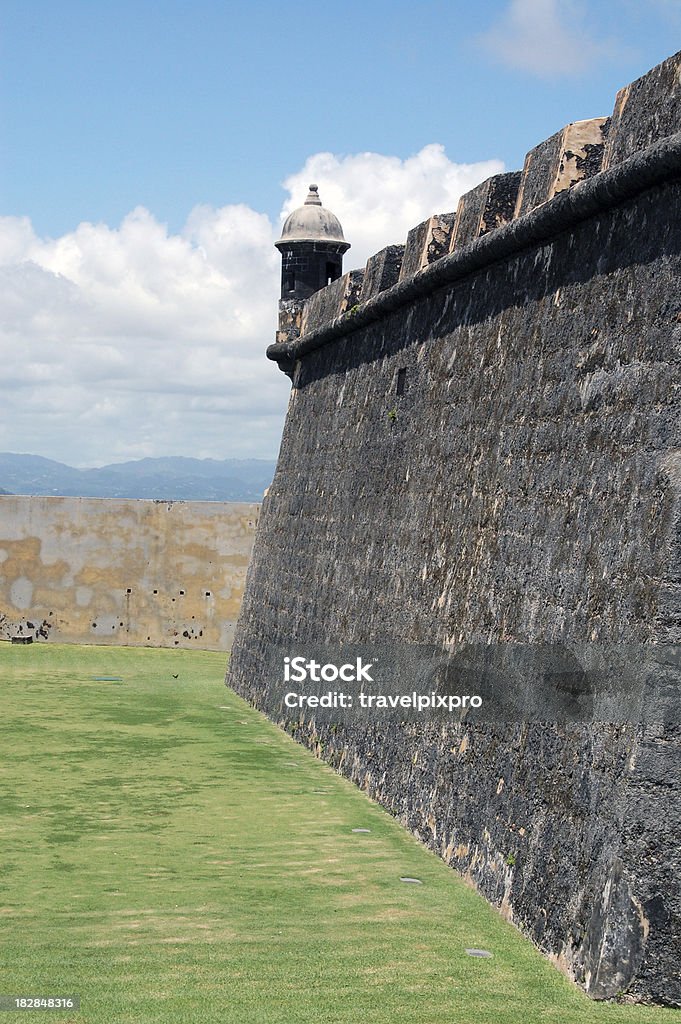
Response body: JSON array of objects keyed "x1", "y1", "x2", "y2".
[
  {"x1": 0, "y1": 495, "x2": 258, "y2": 651},
  {"x1": 228, "y1": 53, "x2": 681, "y2": 1005}
]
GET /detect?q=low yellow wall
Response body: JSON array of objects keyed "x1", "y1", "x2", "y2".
[{"x1": 0, "y1": 496, "x2": 259, "y2": 650}]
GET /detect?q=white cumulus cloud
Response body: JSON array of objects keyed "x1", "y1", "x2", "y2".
[
  {"x1": 479, "y1": 0, "x2": 620, "y2": 78},
  {"x1": 0, "y1": 146, "x2": 501, "y2": 467}
]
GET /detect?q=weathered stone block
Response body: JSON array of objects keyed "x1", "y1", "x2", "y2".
[
  {"x1": 276, "y1": 298, "x2": 303, "y2": 346},
  {"x1": 451, "y1": 172, "x2": 522, "y2": 250},
  {"x1": 399, "y1": 213, "x2": 456, "y2": 281},
  {"x1": 515, "y1": 119, "x2": 609, "y2": 218},
  {"x1": 337, "y1": 268, "x2": 364, "y2": 315},
  {"x1": 300, "y1": 269, "x2": 364, "y2": 336},
  {"x1": 359, "y1": 244, "x2": 405, "y2": 302},
  {"x1": 604, "y1": 50, "x2": 681, "y2": 169}
]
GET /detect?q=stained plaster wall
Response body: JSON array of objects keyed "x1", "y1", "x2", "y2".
[{"x1": 0, "y1": 495, "x2": 258, "y2": 651}]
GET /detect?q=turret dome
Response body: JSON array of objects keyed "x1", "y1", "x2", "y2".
[{"x1": 276, "y1": 184, "x2": 350, "y2": 251}]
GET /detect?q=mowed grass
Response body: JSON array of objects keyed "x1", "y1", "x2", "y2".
[{"x1": 0, "y1": 644, "x2": 676, "y2": 1024}]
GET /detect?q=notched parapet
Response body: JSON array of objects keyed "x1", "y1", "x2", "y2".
[
  {"x1": 450, "y1": 171, "x2": 522, "y2": 250},
  {"x1": 276, "y1": 297, "x2": 304, "y2": 346},
  {"x1": 515, "y1": 118, "x2": 609, "y2": 218},
  {"x1": 359, "y1": 244, "x2": 405, "y2": 303},
  {"x1": 604, "y1": 50, "x2": 681, "y2": 169},
  {"x1": 300, "y1": 268, "x2": 364, "y2": 336},
  {"x1": 399, "y1": 212, "x2": 456, "y2": 281},
  {"x1": 277, "y1": 49, "x2": 681, "y2": 359}
]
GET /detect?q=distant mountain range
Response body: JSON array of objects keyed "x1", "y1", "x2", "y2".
[{"x1": 0, "y1": 453, "x2": 277, "y2": 502}]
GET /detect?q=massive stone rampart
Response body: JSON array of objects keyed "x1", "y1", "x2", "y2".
[
  {"x1": 228, "y1": 52, "x2": 681, "y2": 1004},
  {"x1": 0, "y1": 495, "x2": 258, "y2": 650}
]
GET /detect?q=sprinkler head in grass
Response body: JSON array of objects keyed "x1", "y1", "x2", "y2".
[{"x1": 466, "y1": 949, "x2": 493, "y2": 958}]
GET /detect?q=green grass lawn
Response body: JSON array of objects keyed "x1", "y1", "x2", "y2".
[{"x1": 0, "y1": 642, "x2": 676, "y2": 1024}]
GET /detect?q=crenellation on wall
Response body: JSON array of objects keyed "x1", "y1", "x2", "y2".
[
  {"x1": 359, "y1": 244, "x2": 405, "y2": 302},
  {"x1": 450, "y1": 171, "x2": 522, "y2": 249},
  {"x1": 267, "y1": 131, "x2": 681, "y2": 378},
  {"x1": 275, "y1": 297, "x2": 304, "y2": 346},
  {"x1": 603, "y1": 50, "x2": 681, "y2": 170},
  {"x1": 299, "y1": 268, "x2": 364, "y2": 336},
  {"x1": 513, "y1": 118, "x2": 610, "y2": 218},
  {"x1": 397, "y1": 218, "x2": 430, "y2": 281},
  {"x1": 283, "y1": 51, "x2": 681, "y2": 348},
  {"x1": 398, "y1": 212, "x2": 457, "y2": 281}
]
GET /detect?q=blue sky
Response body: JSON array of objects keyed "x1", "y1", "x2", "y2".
[{"x1": 0, "y1": 1, "x2": 679, "y2": 466}]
